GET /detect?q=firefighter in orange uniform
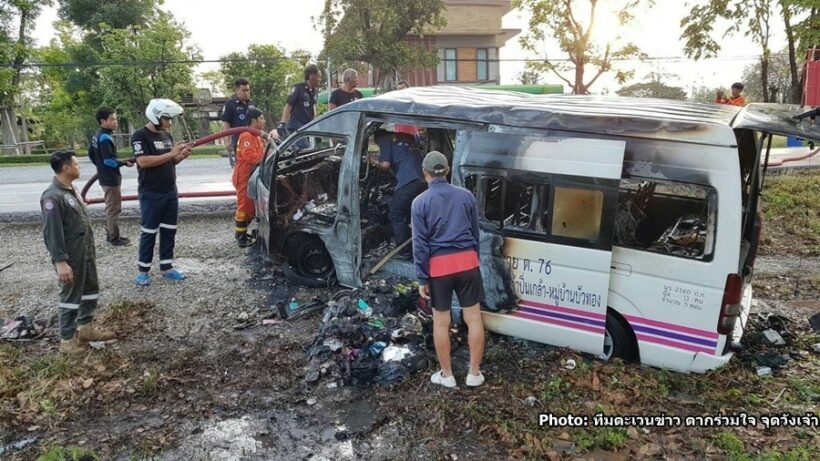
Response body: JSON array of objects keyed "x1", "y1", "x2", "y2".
[
  {"x1": 232, "y1": 107, "x2": 267, "y2": 247},
  {"x1": 715, "y1": 82, "x2": 747, "y2": 107}
]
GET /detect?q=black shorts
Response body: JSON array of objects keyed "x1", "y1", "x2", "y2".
[{"x1": 428, "y1": 267, "x2": 485, "y2": 311}]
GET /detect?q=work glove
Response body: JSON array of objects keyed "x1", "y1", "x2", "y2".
[{"x1": 277, "y1": 122, "x2": 289, "y2": 139}]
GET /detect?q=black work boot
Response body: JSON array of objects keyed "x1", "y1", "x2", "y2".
[
  {"x1": 236, "y1": 233, "x2": 255, "y2": 248},
  {"x1": 109, "y1": 236, "x2": 131, "y2": 246}
]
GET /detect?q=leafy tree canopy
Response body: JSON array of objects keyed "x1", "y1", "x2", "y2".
[
  {"x1": 218, "y1": 44, "x2": 304, "y2": 127},
  {"x1": 514, "y1": 0, "x2": 651, "y2": 94},
  {"x1": 319, "y1": 0, "x2": 446, "y2": 88}
]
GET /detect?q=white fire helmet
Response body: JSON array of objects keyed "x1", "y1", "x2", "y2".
[{"x1": 145, "y1": 99, "x2": 184, "y2": 125}]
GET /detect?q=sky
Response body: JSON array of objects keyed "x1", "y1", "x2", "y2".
[{"x1": 32, "y1": 0, "x2": 793, "y2": 96}]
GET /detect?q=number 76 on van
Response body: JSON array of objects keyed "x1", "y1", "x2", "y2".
[{"x1": 505, "y1": 256, "x2": 553, "y2": 276}]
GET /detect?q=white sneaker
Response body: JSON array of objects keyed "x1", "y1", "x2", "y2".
[
  {"x1": 430, "y1": 370, "x2": 457, "y2": 388},
  {"x1": 465, "y1": 372, "x2": 485, "y2": 387}
]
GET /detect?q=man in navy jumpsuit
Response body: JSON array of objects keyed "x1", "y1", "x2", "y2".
[
  {"x1": 411, "y1": 151, "x2": 486, "y2": 388},
  {"x1": 132, "y1": 99, "x2": 192, "y2": 287},
  {"x1": 279, "y1": 64, "x2": 321, "y2": 142},
  {"x1": 221, "y1": 78, "x2": 256, "y2": 155}
]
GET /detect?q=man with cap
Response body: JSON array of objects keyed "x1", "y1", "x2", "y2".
[
  {"x1": 41, "y1": 150, "x2": 115, "y2": 354},
  {"x1": 132, "y1": 99, "x2": 192, "y2": 287},
  {"x1": 411, "y1": 151, "x2": 486, "y2": 388}
]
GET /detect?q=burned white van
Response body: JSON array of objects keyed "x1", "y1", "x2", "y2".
[{"x1": 248, "y1": 87, "x2": 820, "y2": 373}]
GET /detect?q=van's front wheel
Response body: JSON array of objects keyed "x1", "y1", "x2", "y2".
[
  {"x1": 282, "y1": 237, "x2": 338, "y2": 288},
  {"x1": 600, "y1": 311, "x2": 638, "y2": 362}
]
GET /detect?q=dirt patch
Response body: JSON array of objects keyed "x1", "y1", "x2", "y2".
[{"x1": 1, "y1": 210, "x2": 819, "y2": 460}]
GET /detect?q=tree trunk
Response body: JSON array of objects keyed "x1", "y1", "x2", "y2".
[
  {"x1": 781, "y1": 2, "x2": 801, "y2": 103},
  {"x1": 10, "y1": 9, "x2": 30, "y2": 91},
  {"x1": 760, "y1": 55, "x2": 770, "y2": 102},
  {"x1": 574, "y1": 59, "x2": 586, "y2": 94}
]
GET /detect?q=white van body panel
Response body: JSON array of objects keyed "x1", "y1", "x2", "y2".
[
  {"x1": 484, "y1": 240, "x2": 611, "y2": 355},
  {"x1": 608, "y1": 142, "x2": 743, "y2": 372}
]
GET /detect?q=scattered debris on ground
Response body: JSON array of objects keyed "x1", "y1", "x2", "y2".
[{"x1": 304, "y1": 278, "x2": 430, "y2": 388}]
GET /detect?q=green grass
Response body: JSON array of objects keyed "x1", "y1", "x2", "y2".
[
  {"x1": 762, "y1": 170, "x2": 820, "y2": 253},
  {"x1": 713, "y1": 431, "x2": 750, "y2": 461},
  {"x1": 37, "y1": 446, "x2": 98, "y2": 461}
]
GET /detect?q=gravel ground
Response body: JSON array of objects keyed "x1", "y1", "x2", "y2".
[
  {"x1": 1, "y1": 212, "x2": 818, "y2": 460},
  {"x1": 1, "y1": 211, "x2": 265, "y2": 329}
]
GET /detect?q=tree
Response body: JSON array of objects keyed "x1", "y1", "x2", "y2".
[
  {"x1": 518, "y1": 69, "x2": 542, "y2": 85},
  {"x1": 57, "y1": 0, "x2": 158, "y2": 33},
  {"x1": 218, "y1": 44, "x2": 303, "y2": 127},
  {"x1": 741, "y1": 51, "x2": 791, "y2": 102},
  {"x1": 688, "y1": 85, "x2": 724, "y2": 103},
  {"x1": 681, "y1": 0, "x2": 818, "y2": 103},
  {"x1": 33, "y1": 21, "x2": 102, "y2": 147},
  {"x1": 681, "y1": 0, "x2": 778, "y2": 101},
  {"x1": 616, "y1": 73, "x2": 687, "y2": 100},
  {"x1": 95, "y1": 12, "x2": 199, "y2": 123},
  {"x1": 0, "y1": 0, "x2": 53, "y2": 106},
  {"x1": 319, "y1": 0, "x2": 446, "y2": 89},
  {"x1": 513, "y1": 0, "x2": 650, "y2": 94}
]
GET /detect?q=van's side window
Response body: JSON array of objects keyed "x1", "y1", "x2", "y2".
[
  {"x1": 615, "y1": 178, "x2": 715, "y2": 260},
  {"x1": 466, "y1": 174, "x2": 547, "y2": 235},
  {"x1": 503, "y1": 181, "x2": 538, "y2": 229},
  {"x1": 483, "y1": 178, "x2": 504, "y2": 223},
  {"x1": 551, "y1": 187, "x2": 604, "y2": 241}
]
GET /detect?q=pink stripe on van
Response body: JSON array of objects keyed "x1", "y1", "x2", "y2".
[
  {"x1": 625, "y1": 314, "x2": 719, "y2": 340},
  {"x1": 519, "y1": 300, "x2": 607, "y2": 320},
  {"x1": 636, "y1": 333, "x2": 715, "y2": 355},
  {"x1": 512, "y1": 311, "x2": 606, "y2": 335}
]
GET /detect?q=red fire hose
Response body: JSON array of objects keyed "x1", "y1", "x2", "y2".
[
  {"x1": 81, "y1": 127, "x2": 266, "y2": 204},
  {"x1": 764, "y1": 146, "x2": 820, "y2": 167}
]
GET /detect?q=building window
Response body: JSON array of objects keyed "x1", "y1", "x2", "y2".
[
  {"x1": 444, "y1": 48, "x2": 457, "y2": 81},
  {"x1": 477, "y1": 48, "x2": 488, "y2": 81}
]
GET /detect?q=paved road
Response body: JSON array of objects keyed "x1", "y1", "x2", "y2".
[
  {"x1": 0, "y1": 157, "x2": 235, "y2": 214},
  {"x1": 0, "y1": 147, "x2": 817, "y2": 215}
]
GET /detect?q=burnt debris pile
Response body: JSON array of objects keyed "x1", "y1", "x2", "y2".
[{"x1": 304, "y1": 278, "x2": 431, "y2": 388}]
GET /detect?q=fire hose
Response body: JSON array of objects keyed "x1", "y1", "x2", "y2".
[
  {"x1": 80, "y1": 127, "x2": 265, "y2": 204},
  {"x1": 763, "y1": 145, "x2": 820, "y2": 167}
]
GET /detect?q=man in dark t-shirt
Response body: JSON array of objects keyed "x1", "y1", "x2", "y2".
[
  {"x1": 132, "y1": 99, "x2": 192, "y2": 287},
  {"x1": 329, "y1": 68, "x2": 363, "y2": 110},
  {"x1": 279, "y1": 64, "x2": 321, "y2": 136},
  {"x1": 221, "y1": 78, "x2": 256, "y2": 152}
]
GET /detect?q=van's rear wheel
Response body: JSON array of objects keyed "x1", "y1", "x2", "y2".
[{"x1": 600, "y1": 311, "x2": 638, "y2": 361}]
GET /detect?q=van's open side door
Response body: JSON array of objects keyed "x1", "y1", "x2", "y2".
[
  {"x1": 455, "y1": 131, "x2": 625, "y2": 356},
  {"x1": 732, "y1": 103, "x2": 820, "y2": 143}
]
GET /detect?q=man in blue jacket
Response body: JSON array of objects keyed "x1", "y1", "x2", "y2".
[
  {"x1": 411, "y1": 151, "x2": 486, "y2": 388},
  {"x1": 89, "y1": 107, "x2": 134, "y2": 246}
]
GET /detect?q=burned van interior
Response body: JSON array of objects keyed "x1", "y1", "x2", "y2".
[
  {"x1": 614, "y1": 177, "x2": 716, "y2": 260},
  {"x1": 270, "y1": 123, "x2": 456, "y2": 284}
]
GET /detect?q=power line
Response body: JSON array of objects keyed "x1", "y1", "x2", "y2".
[{"x1": 3, "y1": 53, "x2": 789, "y2": 69}]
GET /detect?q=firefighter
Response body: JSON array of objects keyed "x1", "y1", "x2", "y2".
[
  {"x1": 41, "y1": 150, "x2": 115, "y2": 354},
  {"x1": 232, "y1": 107, "x2": 267, "y2": 247},
  {"x1": 132, "y1": 99, "x2": 192, "y2": 287},
  {"x1": 716, "y1": 82, "x2": 747, "y2": 106}
]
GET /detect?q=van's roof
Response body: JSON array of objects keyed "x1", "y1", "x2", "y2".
[{"x1": 340, "y1": 86, "x2": 742, "y2": 146}]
